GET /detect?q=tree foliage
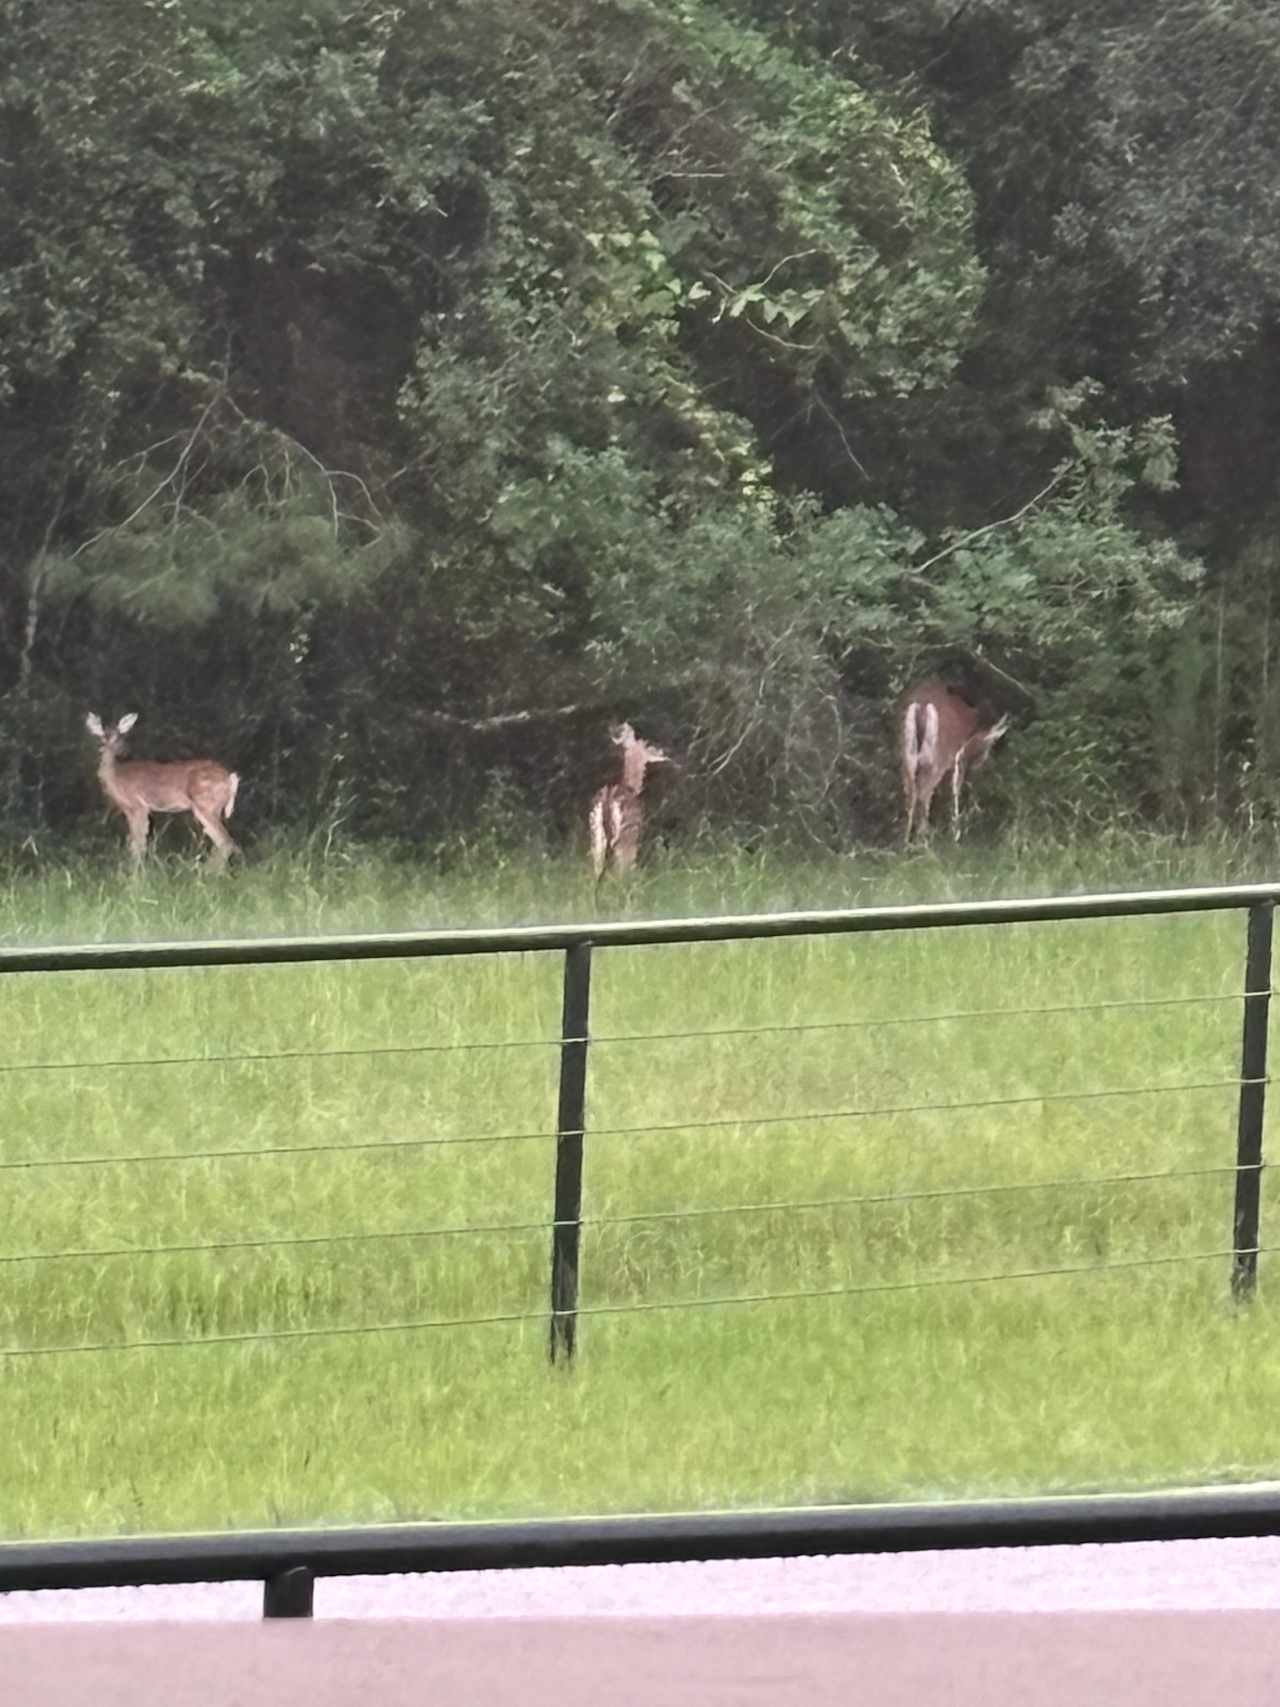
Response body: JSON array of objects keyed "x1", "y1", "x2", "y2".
[{"x1": 1, "y1": 0, "x2": 1263, "y2": 852}]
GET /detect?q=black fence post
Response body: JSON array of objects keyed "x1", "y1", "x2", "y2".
[
  {"x1": 263, "y1": 1564, "x2": 314, "y2": 1617},
  {"x1": 1232, "y1": 901, "x2": 1273, "y2": 1302},
  {"x1": 549, "y1": 942, "x2": 593, "y2": 1364}
]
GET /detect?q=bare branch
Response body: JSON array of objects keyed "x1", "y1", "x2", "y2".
[
  {"x1": 706, "y1": 252, "x2": 826, "y2": 344},
  {"x1": 68, "y1": 376, "x2": 390, "y2": 570},
  {"x1": 70, "y1": 388, "x2": 222, "y2": 560},
  {"x1": 755, "y1": 248, "x2": 825, "y2": 293},
  {"x1": 120, "y1": 433, "x2": 187, "y2": 469},
  {"x1": 810, "y1": 389, "x2": 868, "y2": 480},
  {"x1": 415, "y1": 668, "x2": 714, "y2": 737},
  {"x1": 414, "y1": 699, "x2": 614, "y2": 735},
  {"x1": 743, "y1": 314, "x2": 819, "y2": 354},
  {"x1": 704, "y1": 679, "x2": 767, "y2": 778},
  {"x1": 910, "y1": 469, "x2": 1068, "y2": 578},
  {"x1": 956, "y1": 648, "x2": 1038, "y2": 710},
  {"x1": 218, "y1": 392, "x2": 386, "y2": 529}
]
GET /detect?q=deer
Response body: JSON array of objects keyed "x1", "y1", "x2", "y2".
[
  {"x1": 901, "y1": 677, "x2": 1009, "y2": 845},
  {"x1": 85, "y1": 712, "x2": 241, "y2": 872},
  {"x1": 588, "y1": 721, "x2": 672, "y2": 884}
]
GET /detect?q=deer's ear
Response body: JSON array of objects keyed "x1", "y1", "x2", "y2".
[
  {"x1": 85, "y1": 713, "x2": 104, "y2": 738},
  {"x1": 117, "y1": 712, "x2": 139, "y2": 734}
]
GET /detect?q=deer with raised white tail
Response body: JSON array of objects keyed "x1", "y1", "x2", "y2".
[
  {"x1": 86, "y1": 712, "x2": 240, "y2": 871},
  {"x1": 901, "y1": 677, "x2": 1008, "y2": 845},
  {"x1": 588, "y1": 721, "x2": 671, "y2": 883}
]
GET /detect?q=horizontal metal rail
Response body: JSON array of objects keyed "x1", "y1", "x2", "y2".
[
  {"x1": 5, "y1": 1483, "x2": 1280, "y2": 1598},
  {"x1": 0, "y1": 880, "x2": 1277, "y2": 973}
]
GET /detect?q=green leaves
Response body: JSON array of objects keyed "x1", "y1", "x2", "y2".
[{"x1": 0, "y1": 0, "x2": 1226, "y2": 842}]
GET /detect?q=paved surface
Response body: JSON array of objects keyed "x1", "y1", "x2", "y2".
[
  {"x1": 3, "y1": 1609, "x2": 1280, "y2": 1705},
  {"x1": 6, "y1": 1544, "x2": 1280, "y2": 1704}
]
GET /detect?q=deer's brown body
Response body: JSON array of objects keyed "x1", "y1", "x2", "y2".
[
  {"x1": 588, "y1": 722, "x2": 671, "y2": 882},
  {"x1": 900, "y1": 678, "x2": 1008, "y2": 844},
  {"x1": 86, "y1": 712, "x2": 240, "y2": 871}
]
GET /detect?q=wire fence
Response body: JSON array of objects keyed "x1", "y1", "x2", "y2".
[{"x1": 0, "y1": 885, "x2": 1273, "y2": 1367}]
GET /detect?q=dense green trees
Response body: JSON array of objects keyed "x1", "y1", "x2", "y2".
[{"x1": 0, "y1": 0, "x2": 1271, "y2": 853}]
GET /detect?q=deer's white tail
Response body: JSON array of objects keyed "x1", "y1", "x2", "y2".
[
  {"x1": 902, "y1": 700, "x2": 938, "y2": 780},
  {"x1": 225, "y1": 772, "x2": 240, "y2": 820}
]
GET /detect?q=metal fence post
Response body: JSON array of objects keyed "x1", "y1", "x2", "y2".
[
  {"x1": 549, "y1": 941, "x2": 593, "y2": 1364},
  {"x1": 1232, "y1": 901, "x2": 1273, "y2": 1302},
  {"x1": 263, "y1": 1564, "x2": 314, "y2": 1617}
]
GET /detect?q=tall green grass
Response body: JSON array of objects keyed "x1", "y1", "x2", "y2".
[{"x1": 1, "y1": 832, "x2": 1278, "y2": 1540}]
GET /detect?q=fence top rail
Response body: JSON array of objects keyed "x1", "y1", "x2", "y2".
[
  {"x1": 0, "y1": 881, "x2": 1275, "y2": 975},
  {"x1": 4, "y1": 1484, "x2": 1280, "y2": 1592}
]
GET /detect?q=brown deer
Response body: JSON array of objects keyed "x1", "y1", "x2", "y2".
[
  {"x1": 86, "y1": 712, "x2": 240, "y2": 871},
  {"x1": 901, "y1": 678, "x2": 1008, "y2": 845},
  {"x1": 588, "y1": 721, "x2": 672, "y2": 883}
]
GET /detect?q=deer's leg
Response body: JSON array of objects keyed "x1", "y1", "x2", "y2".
[
  {"x1": 613, "y1": 825, "x2": 635, "y2": 876},
  {"x1": 125, "y1": 810, "x2": 150, "y2": 871},
  {"x1": 914, "y1": 777, "x2": 939, "y2": 841},
  {"x1": 951, "y1": 757, "x2": 967, "y2": 842},
  {"x1": 615, "y1": 799, "x2": 642, "y2": 876},
  {"x1": 191, "y1": 805, "x2": 238, "y2": 872}
]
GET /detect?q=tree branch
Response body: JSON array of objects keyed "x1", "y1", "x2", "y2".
[
  {"x1": 414, "y1": 699, "x2": 613, "y2": 734},
  {"x1": 956, "y1": 648, "x2": 1038, "y2": 711},
  {"x1": 413, "y1": 669, "x2": 715, "y2": 736},
  {"x1": 909, "y1": 469, "x2": 1068, "y2": 579},
  {"x1": 811, "y1": 389, "x2": 868, "y2": 480},
  {"x1": 69, "y1": 388, "x2": 222, "y2": 561}
]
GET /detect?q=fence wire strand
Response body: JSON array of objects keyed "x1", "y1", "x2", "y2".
[
  {"x1": 0, "y1": 1075, "x2": 1259, "y2": 1174},
  {"x1": 2, "y1": 1244, "x2": 1267, "y2": 1362},
  {"x1": 0, "y1": 987, "x2": 1256, "y2": 1078},
  {"x1": 0, "y1": 1161, "x2": 1262, "y2": 1270},
  {"x1": 587, "y1": 988, "x2": 1256, "y2": 1049}
]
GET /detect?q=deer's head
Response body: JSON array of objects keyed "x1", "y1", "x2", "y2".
[
  {"x1": 85, "y1": 711, "x2": 139, "y2": 755},
  {"x1": 968, "y1": 713, "x2": 1010, "y2": 769},
  {"x1": 610, "y1": 720, "x2": 674, "y2": 789}
]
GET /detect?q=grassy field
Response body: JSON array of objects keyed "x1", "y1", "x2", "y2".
[{"x1": 1, "y1": 830, "x2": 1279, "y2": 1541}]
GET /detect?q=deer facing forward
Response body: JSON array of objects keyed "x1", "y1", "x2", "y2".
[
  {"x1": 901, "y1": 678, "x2": 1008, "y2": 844},
  {"x1": 86, "y1": 712, "x2": 240, "y2": 871},
  {"x1": 588, "y1": 722, "x2": 671, "y2": 883}
]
